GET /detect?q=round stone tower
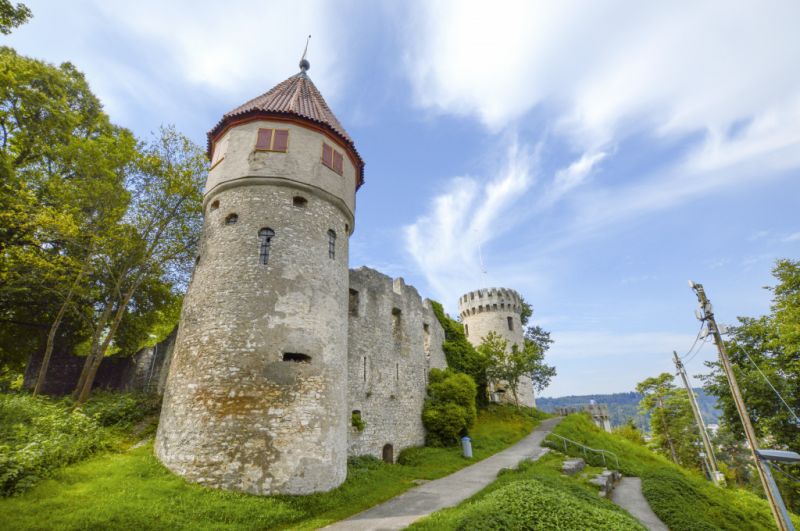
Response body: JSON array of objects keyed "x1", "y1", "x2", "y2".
[
  {"x1": 155, "y1": 61, "x2": 364, "y2": 495},
  {"x1": 458, "y1": 288, "x2": 536, "y2": 407}
]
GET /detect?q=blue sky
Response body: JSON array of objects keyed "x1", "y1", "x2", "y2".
[{"x1": 8, "y1": 1, "x2": 800, "y2": 396}]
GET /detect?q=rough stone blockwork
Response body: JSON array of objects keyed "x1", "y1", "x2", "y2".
[
  {"x1": 458, "y1": 287, "x2": 536, "y2": 407},
  {"x1": 347, "y1": 267, "x2": 447, "y2": 461}
]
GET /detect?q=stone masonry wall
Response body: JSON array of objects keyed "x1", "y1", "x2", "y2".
[
  {"x1": 155, "y1": 172, "x2": 352, "y2": 495},
  {"x1": 458, "y1": 287, "x2": 536, "y2": 407},
  {"x1": 347, "y1": 267, "x2": 447, "y2": 461}
]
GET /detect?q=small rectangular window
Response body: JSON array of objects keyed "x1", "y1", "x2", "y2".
[
  {"x1": 255, "y1": 128, "x2": 289, "y2": 152},
  {"x1": 256, "y1": 128, "x2": 272, "y2": 150},
  {"x1": 322, "y1": 142, "x2": 344, "y2": 175},
  {"x1": 507, "y1": 316, "x2": 514, "y2": 331},
  {"x1": 322, "y1": 143, "x2": 333, "y2": 166},
  {"x1": 273, "y1": 129, "x2": 289, "y2": 152},
  {"x1": 333, "y1": 151, "x2": 343, "y2": 174},
  {"x1": 211, "y1": 135, "x2": 228, "y2": 167}
]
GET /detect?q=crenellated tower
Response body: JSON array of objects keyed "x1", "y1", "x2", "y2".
[
  {"x1": 458, "y1": 287, "x2": 536, "y2": 407},
  {"x1": 155, "y1": 59, "x2": 364, "y2": 495}
]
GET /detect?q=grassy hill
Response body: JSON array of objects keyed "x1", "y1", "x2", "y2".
[
  {"x1": 410, "y1": 413, "x2": 799, "y2": 530},
  {"x1": 537, "y1": 388, "x2": 720, "y2": 430}
]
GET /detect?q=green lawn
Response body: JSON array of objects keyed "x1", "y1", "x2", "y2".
[
  {"x1": 409, "y1": 451, "x2": 645, "y2": 530},
  {"x1": 548, "y1": 413, "x2": 800, "y2": 531},
  {"x1": 0, "y1": 402, "x2": 546, "y2": 530}
]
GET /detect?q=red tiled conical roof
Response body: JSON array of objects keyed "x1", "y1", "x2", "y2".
[{"x1": 207, "y1": 71, "x2": 364, "y2": 188}]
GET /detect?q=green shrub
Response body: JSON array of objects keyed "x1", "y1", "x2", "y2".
[
  {"x1": 423, "y1": 369, "x2": 477, "y2": 446},
  {"x1": 429, "y1": 301, "x2": 488, "y2": 405},
  {"x1": 80, "y1": 391, "x2": 161, "y2": 428},
  {"x1": 447, "y1": 480, "x2": 643, "y2": 530},
  {"x1": 351, "y1": 411, "x2": 365, "y2": 431},
  {"x1": 0, "y1": 394, "x2": 110, "y2": 495}
]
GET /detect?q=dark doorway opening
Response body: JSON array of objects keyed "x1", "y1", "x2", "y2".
[{"x1": 382, "y1": 443, "x2": 394, "y2": 464}]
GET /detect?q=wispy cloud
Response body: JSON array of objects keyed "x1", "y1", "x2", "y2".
[
  {"x1": 783, "y1": 232, "x2": 800, "y2": 242},
  {"x1": 404, "y1": 139, "x2": 537, "y2": 304}
]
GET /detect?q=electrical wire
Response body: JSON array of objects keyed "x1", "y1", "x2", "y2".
[
  {"x1": 771, "y1": 463, "x2": 800, "y2": 484},
  {"x1": 681, "y1": 321, "x2": 707, "y2": 360},
  {"x1": 684, "y1": 336, "x2": 711, "y2": 366},
  {"x1": 739, "y1": 345, "x2": 800, "y2": 424}
]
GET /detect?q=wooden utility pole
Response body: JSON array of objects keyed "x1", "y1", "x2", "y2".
[
  {"x1": 690, "y1": 282, "x2": 791, "y2": 531},
  {"x1": 672, "y1": 350, "x2": 720, "y2": 483}
]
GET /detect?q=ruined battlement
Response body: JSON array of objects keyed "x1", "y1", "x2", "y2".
[{"x1": 458, "y1": 287, "x2": 522, "y2": 319}]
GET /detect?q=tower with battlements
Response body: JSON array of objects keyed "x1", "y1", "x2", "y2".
[
  {"x1": 458, "y1": 287, "x2": 536, "y2": 407},
  {"x1": 155, "y1": 59, "x2": 364, "y2": 495}
]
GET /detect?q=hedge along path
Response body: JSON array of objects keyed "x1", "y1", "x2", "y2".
[
  {"x1": 610, "y1": 477, "x2": 669, "y2": 531},
  {"x1": 324, "y1": 417, "x2": 562, "y2": 531}
]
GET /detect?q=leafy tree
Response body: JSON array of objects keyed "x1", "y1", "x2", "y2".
[
  {"x1": 636, "y1": 372, "x2": 703, "y2": 471},
  {"x1": 429, "y1": 301, "x2": 489, "y2": 405},
  {"x1": 479, "y1": 331, "x2": 556, "y2": 407},
  {"x1": 613, "y1": 419, "x2": 645, "y2": 445},
  {"x1": 0, "y1": 0, "x2": 30, "y2": 34},
  {"x1": 0, "y1": 46, "x2": 135, "y2": 380},
  {"x1": 524, "y1": 325, "x2": 554, "y2": 354},
  {"x1": 519, "y1": 297, "x2": 533, "y2": 326},
  {"x1": 702, "y1": 258, "x2": 800, "y2": 510},
  {"x1": 72, "y1": 126, "x2": 205, "y2": 405},
  {"x1": 422, "y1": 368, "x2": 477, "y2": 446}
]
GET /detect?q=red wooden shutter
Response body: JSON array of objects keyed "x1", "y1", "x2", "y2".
[
  {"x1": 333, "y1": 151, "x2": 343, "y2": 174},
  {"x1": 322, "y1": 143, "x2": 333, "y2": 167},
  {"x1": 256, "y1": 128, "x2": 272, "y2": 150},
  {"x1": 273, "y1": 130, "x2": 289, "y2": 152}
]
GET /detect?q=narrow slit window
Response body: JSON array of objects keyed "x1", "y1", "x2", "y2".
[
  {"x1": 283, "y1": 352, "x2": 311, "y2": 363},
  {"x1": 465, "y1": 323, "x2": 469, "y2": 337},
  {"x1": 363, "y1": 356, "x2": 367, "y2": 382},
  {"x1": 507, "y1": 316, "x2": 514, "y2": 331},
  {"x1": 259, "y1": 228, "x2": 275, "y2": 265},
  {"x1": 349, "y1": 289, "x2": 359, "y2": 316},
  {"x1": 327, "y1": 229, "x2": 336, "y2": 259},
  {"x1": 392, "y1": 308, "x2": 401, "y2": 339}
]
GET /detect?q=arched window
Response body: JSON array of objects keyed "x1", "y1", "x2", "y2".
[
  {"x1": 225, "y1": 213, "x2": 238, "y2": 225},
  {"x1": 327, "y1": 229, "x2": 336, "y2": 259},
  {"x1": 259, "y1": 228, "x2": 275, "y2": 265}
]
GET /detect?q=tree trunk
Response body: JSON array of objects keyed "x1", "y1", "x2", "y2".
[
  {"x1": 657, "y1": 396, "x2": 679, "y2": 464},
  {"x1": 71, "y1": 300, "x2": 114, "y2": 401},
  {"x1": 33, "y1": 265, "x2": 86, "y2": 397},
  {"x1": 75, "y1": 278, "x2": 143, "y2": 406}
]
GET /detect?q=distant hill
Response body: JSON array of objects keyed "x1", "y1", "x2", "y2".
[{"x1": 537, "y1": 389, "x2": 720, "y2": 431}]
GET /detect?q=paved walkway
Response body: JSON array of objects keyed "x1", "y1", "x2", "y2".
[
  {"x1": 324, "y1": 417, "x2": 562, "y2": 531},
  {"x1": 610, "y1": 477, "x2": 669, "y2": 531}
]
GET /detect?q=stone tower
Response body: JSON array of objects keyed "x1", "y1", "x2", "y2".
[
  {"x1": 155, "y1": 60, "x2": 364, "y2": 495},
  {"x1": 458, "y1": 288, "x2": 536, "y2": 407}
]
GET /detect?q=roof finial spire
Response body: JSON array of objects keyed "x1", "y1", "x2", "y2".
[{"x1": 299, "y1": 35, "x2": 311, "y2": 72}]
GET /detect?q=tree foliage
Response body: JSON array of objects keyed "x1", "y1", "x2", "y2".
[
  {"x1": 479, "y1": 331, "x2": 556, "y2": 407},
  {"x1": 0, "y1": 43, "x2": 203, "y2": 401},
  {"x1": 636, "y1": 372, "x2": 703, "y2": 471},
  {"x1": 422, "y1": 368, "x2": 477, "y2": 446},
  {"x1": 429, "y1": 301, "x2": 489, "y2": 405},
  {"x1": 0, "y1": 0, "x2": 30, "y2": 35},
  {"x1": 702, "y1": 258, "x2": 800, "y2": 510}
]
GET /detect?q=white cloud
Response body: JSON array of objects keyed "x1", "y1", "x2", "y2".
[
  {"x1": 783, "y1": 232, "x2": 800, "y2": 242},
  {"x1": 549, "y1": 330, "x2": 696, "y2": 361},
  {"x1": 404, "y1": 140, "x2": 537, "y2": 305},
  {"x1": 8, "y1": 0, "x2": 352, "y2": 134},
  {"x1": 400, "y1": 0, "x2": 800, "y2": 293}
]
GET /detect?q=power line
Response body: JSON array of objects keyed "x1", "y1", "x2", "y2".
[
  {"x1": 772, "y1": 464, "x2": 800, "y2": 484},
  {"x1": 739, "y1": 345, "x2": 800, "y2": 425},
  {"x1": 681, "y1": 321, "x2": 706, "y2": 360}
]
